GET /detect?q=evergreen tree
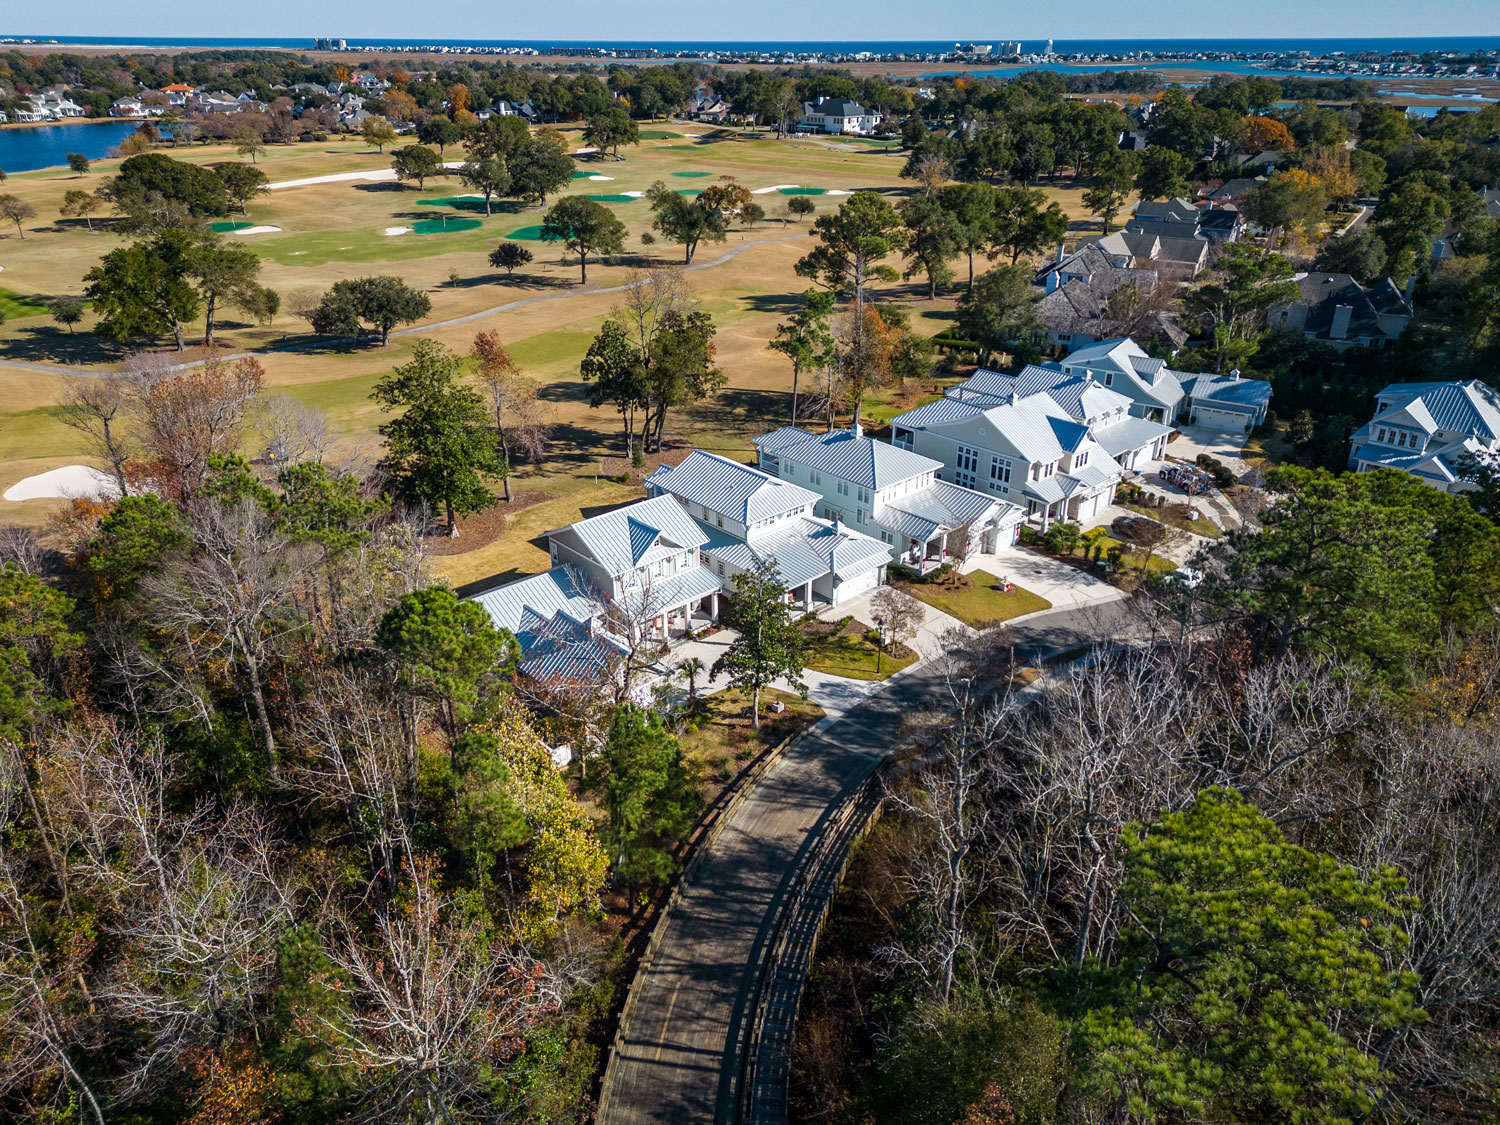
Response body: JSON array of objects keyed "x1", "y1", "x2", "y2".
[
  {"x1": 597, "y1": 704, "x2": 700, "y2": 888},
  {"x1": 372, "y1": 340, "x2": 508, "y2": 536},
  {"x1": 711, "y1": 558, "x2": 807, "y2": 729}
]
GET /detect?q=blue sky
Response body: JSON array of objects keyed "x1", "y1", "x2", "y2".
[{"x1": 23, "y1": 0, "x2": 1500, "y2": 42}]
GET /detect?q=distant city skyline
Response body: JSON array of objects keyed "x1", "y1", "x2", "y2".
[{"x1": 15, "y1": 1, "x2": 1500, "y2": 46}]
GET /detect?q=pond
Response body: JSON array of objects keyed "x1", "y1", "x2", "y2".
[{"x1": 0, "y1": 120, "x2": 146, "y2": 174}]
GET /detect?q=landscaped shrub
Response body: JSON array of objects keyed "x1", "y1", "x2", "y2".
[
  {"x1": 1195, "y1": 453, "x2": 1236, "y2": 489},
  {"x1": 1017, "y1": 526, "x2": 1040, "y2": 546}
]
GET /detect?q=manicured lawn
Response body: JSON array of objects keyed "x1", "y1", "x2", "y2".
[
  {"x1": 901, "y1": 569, "x2": 1052, "y2": 627},
  {"x1": 1076, "y1": 534, "x2": 1178, "y2": 576},
  {"x1": 676, "y1": 687, "x2": 823, "y2": 783},
  {"x1": 1119, "y1": 501, "x2": 1220, "y2": 539},
  {"x1": 0, "y1": 288, "x2": 49, "y2": 319},
  {"x1": 800, "y1": 617, "x2": 918, "y2": 681}
]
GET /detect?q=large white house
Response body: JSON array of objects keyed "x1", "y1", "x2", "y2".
[
  {"x1": 754, "y1": 426, "x2": 1023, "y2": 573},
  {"x1": 891, "y1": 382, "x2": 1135, "y2": 529},
  {"x1": 539, "y1": 494, "x2": 725, "y2": 641},
  {"x1": 1348, "y1": 380, "x2": 1500, "y2": 493},
  {"x1": 797, "y1": 97, "x2": 879, "y2": 135},
  {"x1": 645, "y1": 449, "x2": 893, "y2": 607}
]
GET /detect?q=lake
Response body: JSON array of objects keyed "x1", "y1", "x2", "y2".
[{"x1": 0, "y1": 120, "x2": 145, "y2": 174}]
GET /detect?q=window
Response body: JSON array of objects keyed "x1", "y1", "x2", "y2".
[
  {"x1": 990, "y1": 455, "x2": 1011, "y2": 484},
  {"x1": 858, "y1": 487, "x2": 869, "y2": 503},
  {"x1": 837, "y1": 480, "x2": 850, "y2": 496},
  {"x1": 956, "y1": 445, "x2": 979, "y2": 473},
  {"x1": 1103, "y1": 371, "x2": 1114, "y2": 386},
  {"x1": 716, "y1": 514, "x2": 723, "y2": 528},
  {"x1": 1377, "y1": 428, "x2": 1387, "y2": 442},
  {"x1": 811, "y1": 471, "x2": 822, "y2": 485},
  {"x1": 955, "y1": 472, "x2": 976, "y2": 489},
  {"x1": 716, "y1": 560, "x2": 725, "y2": 577},
  {"x1": 856, "y1": 508, "x2": 865, "y2": 523},
  {"x1": 1074, "y1": 449, "x2": 1088, "y2": 469}
]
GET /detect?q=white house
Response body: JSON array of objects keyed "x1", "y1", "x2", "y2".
[
  {"x1": 1054, "y1": 337, "x2": 1273, "y2": 430},
  {"x1": 1348, "y1": 380, "x2": 1500, "y2": 493},
  {"x1": 540, "y1": 493, "x2": 725, "y2": 642},
  {"x1": 469, "y1": 565, "x2": 629, "y2": 684},
  {"x1": 645, "y1": 449, "x2": 892, "y2": 607},
  {"x1": 797, "y1": 97, "x2": 879, "y2": 135},
  {"x1": 754, "y1": 426, "x2": 1022, "y2": 573},
  {"x1": 891, "y1": 378, "x2": 1137, "y2": 530}
]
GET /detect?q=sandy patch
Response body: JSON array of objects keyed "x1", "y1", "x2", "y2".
[
  {"x1": 572, "y1": 146, "x2": 599, "y2": 155},
  {"x1": 588, "y1": 174, "x2": 615, "y2": 181},
  {"x1": 622, "y1": 190, "x2": 645, "y2": 198},
  {"x1": 752, "y1": 184, "x2": 801, "y2": 194},
  {"x1": 383, "y1": 226, "x2": 413, "y2": 237},
  {"x1": 4, "y1": 465, "x2": 119, "y2": 502},
  {"x1": 270, "y1": 161, "x2": 462, "y2": 190},
  {"x1": 231, "y1": 225, "x2": 282, "y2": 235},
  {"x1": 826, "y1": 189, "x2": 852, "y2": 195}
]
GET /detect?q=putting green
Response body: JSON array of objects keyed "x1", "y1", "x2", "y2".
[
  {"x1": 570, "y1": 170, "x2": 594, "y2": 179},
  {"x1": 778, "y1": 187, "x2": 828, "y2": 195},
  {"x1": 411, "y1": 216, "x2": 483, "y2": 234},
  {"x1": 585, "y1": 193, "x2": 639, "y2": 203},
  {"x1": 421, "y1": 196, "x2": 491, "y2": 212},
  {"x1": 211, "y1": 220, "x2": 254, "y2": 231},
  {"x1": 671, "y1": 171, "x2": 712, "y2": 178},
  {"x1": 505, "y1": 225, "x2": 557, "y2": 241},
  {"x1": 639, "y1": 129, "x2": 680, "y2": 139},
  {"x1": 676, "y1": 188, "x2": 703, "y2": 196}
]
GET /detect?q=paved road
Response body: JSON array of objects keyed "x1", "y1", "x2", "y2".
[{"x1": 598, "y1": 600, "x2": 1137, "y2": 1124}]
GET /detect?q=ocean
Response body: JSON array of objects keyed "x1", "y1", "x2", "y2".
[{"x1": 7, "y1": 35, "x2": 1500, "y2": 56}]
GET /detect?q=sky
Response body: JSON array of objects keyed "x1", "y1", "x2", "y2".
[{"x1": 16, "y1": 0, "x2": 1500, "y2": 43}]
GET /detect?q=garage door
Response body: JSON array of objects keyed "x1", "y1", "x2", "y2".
[
  {"x1": 1076, "y1": 492, "x2": 1103, "y2": 521},
  {"x1": 834, "y1": 567, "x2": 882, "y2": 603},
  {"x1": 1192, "y1": 406, "x2": 1251, "y2": 431}
]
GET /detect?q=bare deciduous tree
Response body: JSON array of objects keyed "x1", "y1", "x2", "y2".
[
  {"x1": 870, "y1": 585, "x2": 924, "y2": 652},
  {"x1": 135, "y1": 354, "x2": 264, "y2": 499},
  {"x1": 312, "y1": 852, "x2": 567, "y2": 1125},
  {"x1": 259, "y1": 392, "x2": 332, "y2": 466},
  {"x1": 56, "y1": 377, "x2": 136, "y2": 496},
  {"x1": 144, "y1": 497, "x2": 299, "y2": 779}
]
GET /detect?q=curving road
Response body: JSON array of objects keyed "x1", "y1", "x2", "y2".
[{"x1": 597, "y1": 600, "x2": 1136, "y2": 1124}]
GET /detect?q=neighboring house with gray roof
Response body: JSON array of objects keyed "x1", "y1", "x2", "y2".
[
  {"x1": 754, "y1": 427, "x2": 1022, "y2": 573},
  {"x1": 539, "y1": 493, "x2": 724, "y2": 644},
  {"x1": 1095, "y1": 229, "x2": 1212, "y2": 279},
  {"x1": 1272, "y1": 272, "x2": 1413, "y2": 352},
  {"x1": 1348, "y1": 380, "x2": 1500, "y2": 492},
  {"x1": 644, "y1": 449, "x2": 892, "y2": 607}
]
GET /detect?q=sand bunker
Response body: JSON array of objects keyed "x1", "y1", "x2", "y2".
[
  {"x1": 588, "y1": 174, "x2": 615, "y2": 181},
  {"x1": 5, "y1": 465, "x2": 119, "y2": 503},
  {"x1": 231, "y1": 225, "x2": 281, "y2": 235},
  {"x1": 751, "y1": 184, "x2": 801, "y2": 194},
  {"x1": 383, "y1": 226, "x2": 413, "y2": 236},
  {"x1": 622, "y1": 190, "x2": 645, "y2": 198}
]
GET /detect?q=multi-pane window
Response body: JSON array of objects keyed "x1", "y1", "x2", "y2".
[
  {"x1": 990, "y1": 455, "x2": 1011, "y2": 484},
  {"x1": 1074, "y1": 449, "x2": 1089, "y2": 468},
  {"x1": 836, "y1": 480, "x2": 850, "y2": 496},
  {"x1": 956, "y1": 445, "x2": 979, "y2": 473}
]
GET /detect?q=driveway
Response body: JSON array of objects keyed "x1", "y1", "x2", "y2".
[
  {"x1": 1168, "y1": 425, "x2": 1252, "y2": 478},
  {"x1": 659, "y1": 593, "x2": 969, "y2": 723},
  {"x1": 962, "y1": 545, "x2": 1127, "y2": 614}
]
